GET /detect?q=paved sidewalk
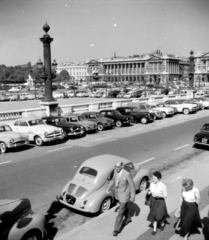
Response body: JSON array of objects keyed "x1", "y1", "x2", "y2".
[{"x1": 56, "y1": 153, "x2": 209, "y2": 240}]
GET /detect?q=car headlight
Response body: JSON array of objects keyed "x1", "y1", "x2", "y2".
[
  {"x1": 9, "y1": 138, "x2": 14, "y2": 144},
  {"x1": 70, "y1": 128, "x2": 74, "y2": 132},
  {"x1": 60, "y1": 129, "x2": 64, "y2": 133},
  {"x1": 44, "y1": 132, "x2": 48, "y2": 137}
]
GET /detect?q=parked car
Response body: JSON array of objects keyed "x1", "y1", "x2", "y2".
[
  {"x1": 5, "y1": 93, "x2": 18, "y2": 101},
  {"x1": 42, "y1": 116, "x2": 85, "y2": 138},
  {"x1": 163, "y1": 99, "x2": 198, "y2": 114},
  {"x1": 0, "y1": 93, "x2": 9, "y2": 101},
  {"x1": 116, "y1": 106, "x2": 154, "y2": 124},
  {"x1": 116, "y1": 92, "x2": 126, "y2": 98},
  {"x1": 123, "y1": 91, "x2": 142, "y2": 99},
  {"x1": 181, "y1": 99, "x2": 203, "y2": 110},
  {"x1": 81, "y1": 111, "x2": 114, "y2": 131},
  {"x1": 27, "y1": 93, "x2": 36, "y2": 100},
  {"x1": 99, "y1": 109, "x2": 134, "y2": 127},
  {"x1": 0, "y1": 198, "x2": 45, "y2": 240},
  {"x1": 9, "y1": 117, "x2": 64, "y2": 146},
  {"x1": 194, "y1": 123, "x2": 209, "y2": 147},
  {"x1": 63, "y1": 113, "x2": 98, "y2": 133},
  {"x1": 107, "y1": 90, "x2": 120, "y2": 98},
  {"x1": 148, "y1": 102, "x2": 175, "y2": 118},
  {"x1": 193, "y1": 97, "x2": 209, "y2": 109},
  {"x1": 0, "y1": 124, "x2": 28, "y2": 153},
  {"x1": 152, "y1": 102, "x2": 178, "y2": 115},
  {"x1": 58, "y1": 154, "x2": 149, "y2": 213},
  {"x1": 139, "y1": 102, "x2": 164, "y2": 119}
]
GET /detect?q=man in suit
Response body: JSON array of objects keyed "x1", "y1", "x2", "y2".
[{"x1": 107, "y1": 161, "x2": 135, "y2": 236}]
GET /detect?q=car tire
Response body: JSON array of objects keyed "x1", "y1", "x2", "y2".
[
  {"x1": 97, "y1": 123, "x2": 104, "y2": 131},
  {"x1": 161, "y1": 112, "x2": 167, "y2": 118},
  {"x1": 34, "y1": 136, "x2": 43, "y2": 146},
  {"x1": 140, "y1": 117, "x2": 148, "y2": 124},
  {"x1": 115, "y1": 120, "x2": 122, "y2": 128},
  {"x1": 99, "y1": 197, "x2": 112, "y2": 213},
  {"x1": 183, "y1": 108, "x2": 189, "y2": 115},
  {"x1": 21, "y1": 229, "x2": 42, "y2": 240},
  {"x1": 0, "y1": 142, "x2": 7, "y2": 153},
  {"x1": 139, "y1": 177, "x2": 149, "y2": 192}
]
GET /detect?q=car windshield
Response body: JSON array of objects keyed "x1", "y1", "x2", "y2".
[
  {"x1": 113, "y1": 110, "x2": 121, "y2": 115},
  {"x1": 144, "y1": 104, "x2": 151, "y2": 109},
  {"x1": 202, "y1": 125, "x2": 209, "y2": 132},
  {"x1": 95, "y1": 113, "x2": 103, "y2": 118},
  {"x1": 59, "y1": 118, "x2": 68, "y2": 123},
  {"x1": 88, "y1": 114, "x2": 97, "y2": 119},
  {"x1": 29, "y1": 119, "x2": 45, "y2": 126},
  {"x1": 157, "y1": 103, "x2": 165, "y2": 107},
  {"x1": 132, "y1": 108, "x2": 138, "y2": 113},
  {"x1": 78, "y1": 115, "x2": 86, "y2": 121},
  {"x1": 0, "y1": 125, "x2": 12, "y2": 132},
  {"x1": 79, "y1": 166, "x2": 97, "y2": 178}
]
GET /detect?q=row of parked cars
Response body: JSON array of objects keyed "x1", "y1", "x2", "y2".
[{"x1": 2, "y1": 96, "x2": 209, "y2": 240}]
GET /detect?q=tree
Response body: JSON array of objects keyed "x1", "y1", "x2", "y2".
[{"x1": 59, "y1": 70, "x2": 70, "y2": 81}]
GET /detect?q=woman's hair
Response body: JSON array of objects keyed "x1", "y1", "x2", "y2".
[
  {"x1": 182, "y1": 178, "x2": 193, "y2": 191},
  {"x1": 152, "y1": 171, "x2": 162, "y2": 180}
]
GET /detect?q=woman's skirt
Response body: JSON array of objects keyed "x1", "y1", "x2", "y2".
[
  {"x1": 179, "y1": 200, "x2": 202, "y2": 237},
  {"x1": 147, "y1": 196, "x2": 170, "y2": 223}
]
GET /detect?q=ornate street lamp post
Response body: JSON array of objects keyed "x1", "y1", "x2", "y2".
[
  {"x1": 188, "y1": 50, "x2": 195, "y2": 90},
  {"x1": 38, "y1": 23, "x2": 58, "y2": 116}
]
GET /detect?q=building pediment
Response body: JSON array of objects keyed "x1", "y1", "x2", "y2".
[
  {"x1": 88, "y1": 59, "x2": 99, "y2": 64},
  {"x1": 147, "y1": 55, "x2": 163, "y2": 61}
]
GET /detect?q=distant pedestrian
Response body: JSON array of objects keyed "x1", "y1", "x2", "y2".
[
  {"x1": 176, "y1": 178, "x2": 202, "y2": 240},
  {"x1": 147, "y1": 171, "x2": 169, "y2": 235},
  {"x1": 106, "y1": 161, "x2": 135, "y2": 237}
]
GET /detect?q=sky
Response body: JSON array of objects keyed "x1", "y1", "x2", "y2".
[{"x1": 0, "y1": 0, "x2": 209, "y2": 67}]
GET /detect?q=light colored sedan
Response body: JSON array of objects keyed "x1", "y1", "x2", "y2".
[
  {"x1": 0, "y1": 124, "x2": 28, "y2": 153},
  {"x1": 58, "y1": 154, "x2": 149, "y2": 214},
  {"x1": 9, "y1": 117, "x2": 64, "y2": 146}
]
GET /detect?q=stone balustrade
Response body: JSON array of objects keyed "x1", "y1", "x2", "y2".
[{"x1": 0, "y1": 93, "x2": 190, "y2": 122}]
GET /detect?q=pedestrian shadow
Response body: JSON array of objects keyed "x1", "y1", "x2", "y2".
[{"x1": 202, "y1": 217, "x2": 209, "y2": 240}]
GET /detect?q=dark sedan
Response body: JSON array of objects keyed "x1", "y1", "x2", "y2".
[
  {"x1": 194, "y1": 123, "x2": 209, "y2": 147},
  {"x1": 99, "y1": 109, "x2": 134, "y2": 127},
  {"x1": 42, "y1": 116, "x2": 85, "y2": 138},
  {"x1": 81, "y1": 111, "x2": 114, "y2": 131}
]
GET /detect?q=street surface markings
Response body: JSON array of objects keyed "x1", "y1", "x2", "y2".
[
  {"x1": 94, "y1": 136, "x2": 113, "y2": 141},
  {"x1": 174, "y1": 144, "x2": 190, "y2": 151},
  {"x1": 157, "y1": 121, "x2": 167, "y2": 125},
  {"x1": 130, "y1": 128, "x2": 144, "y2": 132},
  {"x1": 0, "y1": 161, "x2": 12, "y2": 165},
  {"x1": 137, "y1": 157, "x2": 155, "y2": 165},
  {"x1": 171, "y1": 176, "x2": 182, "y2": 182},
  {"x1": 47, "y1": 146, "x2": 72, "y2": 153}
]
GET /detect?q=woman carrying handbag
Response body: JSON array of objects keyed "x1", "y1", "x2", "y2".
[{"x1": 147, "y1": 171, "x2": 169, "y2": 235}]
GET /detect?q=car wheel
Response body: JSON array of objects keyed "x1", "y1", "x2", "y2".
[
  {"x1": 139, "y1": 177, "x2": 149, "y2": 192},
  {"x1": 34, "y1": 136, "x2": 43, "y2": 146},
  {"x1": 115, "y1": 120, "x2": 122, "y2": 128},
  {"x1": 183, "y1": 108, "x2": 189, "y2": 115},
  {"x1": 100, "y1": 197, "x2": 112, "y2": 213},
  {"x1": 21, "y1": 230, "x2": 42, "y2": 240},
  {"x1": 0, "y1": 142, "x2": 7, "y2": 153},
  {"x1": 161, "y1": 112, "x2": 167, "y2": 118},
  {"x1": 97, "y1": 123, "x2": 104, "y2": 131},
  {"x1": 140, "y1": 117, "x2": 148, "y2": 124}
]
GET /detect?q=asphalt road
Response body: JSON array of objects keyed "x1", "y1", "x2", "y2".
[{"x1": 0, "y1": 110, "x2": 208, "y2": 238}]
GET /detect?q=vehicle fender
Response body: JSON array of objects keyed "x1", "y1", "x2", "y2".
[
  {"x1": 133, "y1": 169, "x2": 149, "y2": 190},
  {"x1": 7, "y1": 212, "x2": 45, "y2": 240},
  {"x1": 84, "y1": 187, "x2": 114, "y2": 213}
]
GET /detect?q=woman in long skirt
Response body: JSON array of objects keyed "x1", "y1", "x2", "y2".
[
  {"x1": 147, "y1": 171, "x2": 170, "y2": 235},
  {"x1": 176, "y1": 178, "x2": 202, "y2": 240}
]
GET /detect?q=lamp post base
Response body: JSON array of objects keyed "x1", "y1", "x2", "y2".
[{"x1": 39, "y1": 101, "x2": 59, "y2": 116}]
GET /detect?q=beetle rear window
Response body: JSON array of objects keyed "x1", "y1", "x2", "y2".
[{"x1": 79, "y1": 167, "x2": 97, "y2": 178}]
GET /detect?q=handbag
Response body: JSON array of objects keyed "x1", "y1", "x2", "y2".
[{"x1": 145, "y1": 191, "x2": 151, "y2": 206}]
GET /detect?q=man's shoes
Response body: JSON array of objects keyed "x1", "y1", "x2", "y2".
[
  {"x1": 126, "y1": 219, "x2": 132, "y2": 225},
  {"x1": 160, "y1": 224, "x2": 165, "y2": 231},
  {"x1": 113, "y1": 231, "x2": 118, "y2": 236},
  {"x1": 151, "y1": 230, "x2": 157, "y2": 235}
]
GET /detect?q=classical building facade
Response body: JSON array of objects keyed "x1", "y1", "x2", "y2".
[
  {"x1": 86, "y1": 50, "x2": 190, "y2": 86},
  {"x1": 194, "y1": 52, "x2": 209, "y2": 84},
  {"x1": 56, "y1": 62, "x2": 87, "y2": 82}
]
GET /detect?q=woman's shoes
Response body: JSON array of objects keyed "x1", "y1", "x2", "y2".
[
  {"x1": 160, "y1": 224, "x2": 165, "y2": 231},
  {"x1": 151, "y1": 230, "x2": 157, "y2": 235}
]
